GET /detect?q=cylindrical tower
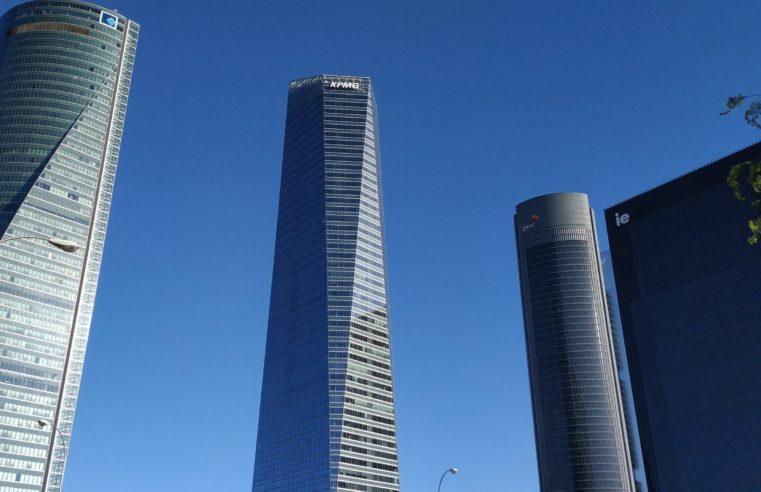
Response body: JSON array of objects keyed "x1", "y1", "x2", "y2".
[
  {"x1": 514, "y1": 192, "x2": 635, "y2": 492},
  {"x1": 0, "y1": 2, "x2": 138, "y2": 491}
]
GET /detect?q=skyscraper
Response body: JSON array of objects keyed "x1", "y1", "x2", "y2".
[
  {"x1": 605, "y1": 143, "x2": 761, "y2": 492},
  {"x1": 601, "y1": 252, "x2": 648, "y2": 492},
  {"x1": 253, "y1": 76, "x2": 400, "y2": 492},
  {"x1": 515, "y1": 192, "x2": 635, "y2": 492},
  {"x1": 0, "y1": 2, "x2": 138, "y2": 491}
]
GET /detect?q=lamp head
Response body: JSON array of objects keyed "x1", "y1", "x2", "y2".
[
  {"x1": 37, "y1": 420, "x2": 48, "y2": 428},
  {"x1": 47, "y1": 238, "x2": 78, "y2": 253},
  {"x1": 450, "y1": 468, "x2": 458, "y2": 475}
]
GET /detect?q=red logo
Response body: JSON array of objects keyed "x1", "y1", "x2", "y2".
[{"x1": 530, "y1": 214, "x2": 540, "y2": 223}]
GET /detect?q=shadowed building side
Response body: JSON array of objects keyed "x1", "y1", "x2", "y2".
[
  {"x1": 605, "y1": 143, "x2": 761, "y2": 492},
  {"x1": 601, "y1": 252, "x2": 649, "y2": 492}
]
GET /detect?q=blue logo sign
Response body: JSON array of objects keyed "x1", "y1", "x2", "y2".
[{"x1": 100, "y1": 11, "x2": 118, "y2": 29}]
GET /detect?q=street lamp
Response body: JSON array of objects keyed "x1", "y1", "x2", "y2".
[
  {"x1": 0, "y1": 235, "x2": 78, "y2": 252},
  {"x1": 37, "y1": 419, "x2": 68, "y2": 471},
  {"x1": 438, "y1": 467, "x2": 458, "y2": 492},
  {"x1": 0, "y1": 235, "x2": 78, "y2": 490}
]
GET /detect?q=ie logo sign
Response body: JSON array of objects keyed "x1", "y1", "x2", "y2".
[{"x1": 615, "y1": 212, "x2": 630, "y2": 227}]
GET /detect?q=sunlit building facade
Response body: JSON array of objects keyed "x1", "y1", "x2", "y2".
[
  {"x1": 253, "y1": 75, "x2": 400, "y2": 492},
  {"x1": 515, "y1": 192, "x2": 635, "y2": 492},
  {"x1": 0, "y1": 2, "x2": 138, "y2": 490}
]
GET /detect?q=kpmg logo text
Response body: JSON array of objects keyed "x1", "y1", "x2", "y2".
[
  {"x1": 100, "y1": 11, "x2": 118, "y2": 29},
  {"x1": 327, "y1": 80, "x2": 361, "y2": 90}
]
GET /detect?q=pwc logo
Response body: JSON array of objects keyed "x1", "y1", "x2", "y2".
[
  {"x1": 614, "y1": 212, "x2": 630, "y2": 227},
  {"x1": 522, "y1": 214, "x2": 540, "y2": 232}
]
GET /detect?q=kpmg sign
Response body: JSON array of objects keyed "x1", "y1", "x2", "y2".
[
  {"x1": 326, "y1": 80, "x2": 361, "y2": 90},
  {"x1": 100, "y1": 11, "x2": 118, "y2": 29}
]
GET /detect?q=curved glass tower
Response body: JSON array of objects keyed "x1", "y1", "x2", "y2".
[
  {"x1": 515, "y1": 192, "x2": 634, "y2": 492},
  {"x1": 253, "y1": 75, "x2": 400, "y2": 492},
  {"x1": 0, "y1": 2, "x2": 138, "y2": 491}
]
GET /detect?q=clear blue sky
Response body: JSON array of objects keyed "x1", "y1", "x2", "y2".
[{"x1": 14, "y1": 0, "x2": 761, "y2": 490}]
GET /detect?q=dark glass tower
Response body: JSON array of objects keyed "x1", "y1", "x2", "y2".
[
  {"x1": 0, "y1": 2, "x2": 138, "y2": 491},
  {"x1": 515, "y1": 192, "x2": 635, "y2": 492},
  {"x1": 605, "y1": 143, "x2": 761, "y2": 492},
  {"x1": 253, "y1": 75, "x2": 400, "y2": 492}
]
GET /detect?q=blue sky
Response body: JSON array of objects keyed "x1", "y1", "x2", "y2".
[{"x1": 14, "y1": 0, "x2": 761, "y2": 490}]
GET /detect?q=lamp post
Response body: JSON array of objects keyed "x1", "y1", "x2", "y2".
[
  {"x1": 0, "y1": 235, "x2": 78, "y2": 490},
  {"x1": 0, "y1": 235, "x2": 78, "y2": 252},
  {"x1": 37, "y1": 420, "x2": 69, "y2": 474},
  {"x1": 438, "y1": 467, "x2": 458, "y2": 492}
]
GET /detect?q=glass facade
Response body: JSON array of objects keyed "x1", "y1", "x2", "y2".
[
  {"x1": 605, "y1": 143, "x2": 761, "y2": 492},
  {"x1": 0, "y1": 2, "x2": 138, "y2": 491},
  {"x1": 253, "y1": 75, "x2": 399, "y2": 492},
  {"x1": 601, "y1": 252, "x2": 648, "y2": 492},
  {"x1": 515, "y1": 193, "x2": 635, "y2": 492}
]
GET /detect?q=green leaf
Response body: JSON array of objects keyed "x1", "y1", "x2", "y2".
[
  {"x1": 727, "y1": 161, "x2": 761, "y2": 245},
  {"x1": 727, "y1": 162, "x2": 748, "y2": 201},
  {"x1": 750, "y1": 162, "x2": 761, "y2": 193},
  {"x1": 748, "y1": 218, "x2": 761, "y2": 244},
  {"x1": 745, "y1": 101, "x2": 761, "y2": 129},
  {"x1": 727, "y1": 95, "x2": 746, "y2": 109}
]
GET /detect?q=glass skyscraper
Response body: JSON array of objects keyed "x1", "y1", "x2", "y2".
[
  {"x1": 602, "y1": 252, "x2": 648, "y2": 492},
  {"x1": 253, "y1": 75, "x2": 400, "y2": 492},
  {"x1": 605, "y1": 143, "x2": 761, "y2": 492},
  {"x1": 0, "y1": 2, "x2": 138, "y2": 491},
  {"x1": 515, "y1": 192, "x2": 635, "y2": 492}
]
